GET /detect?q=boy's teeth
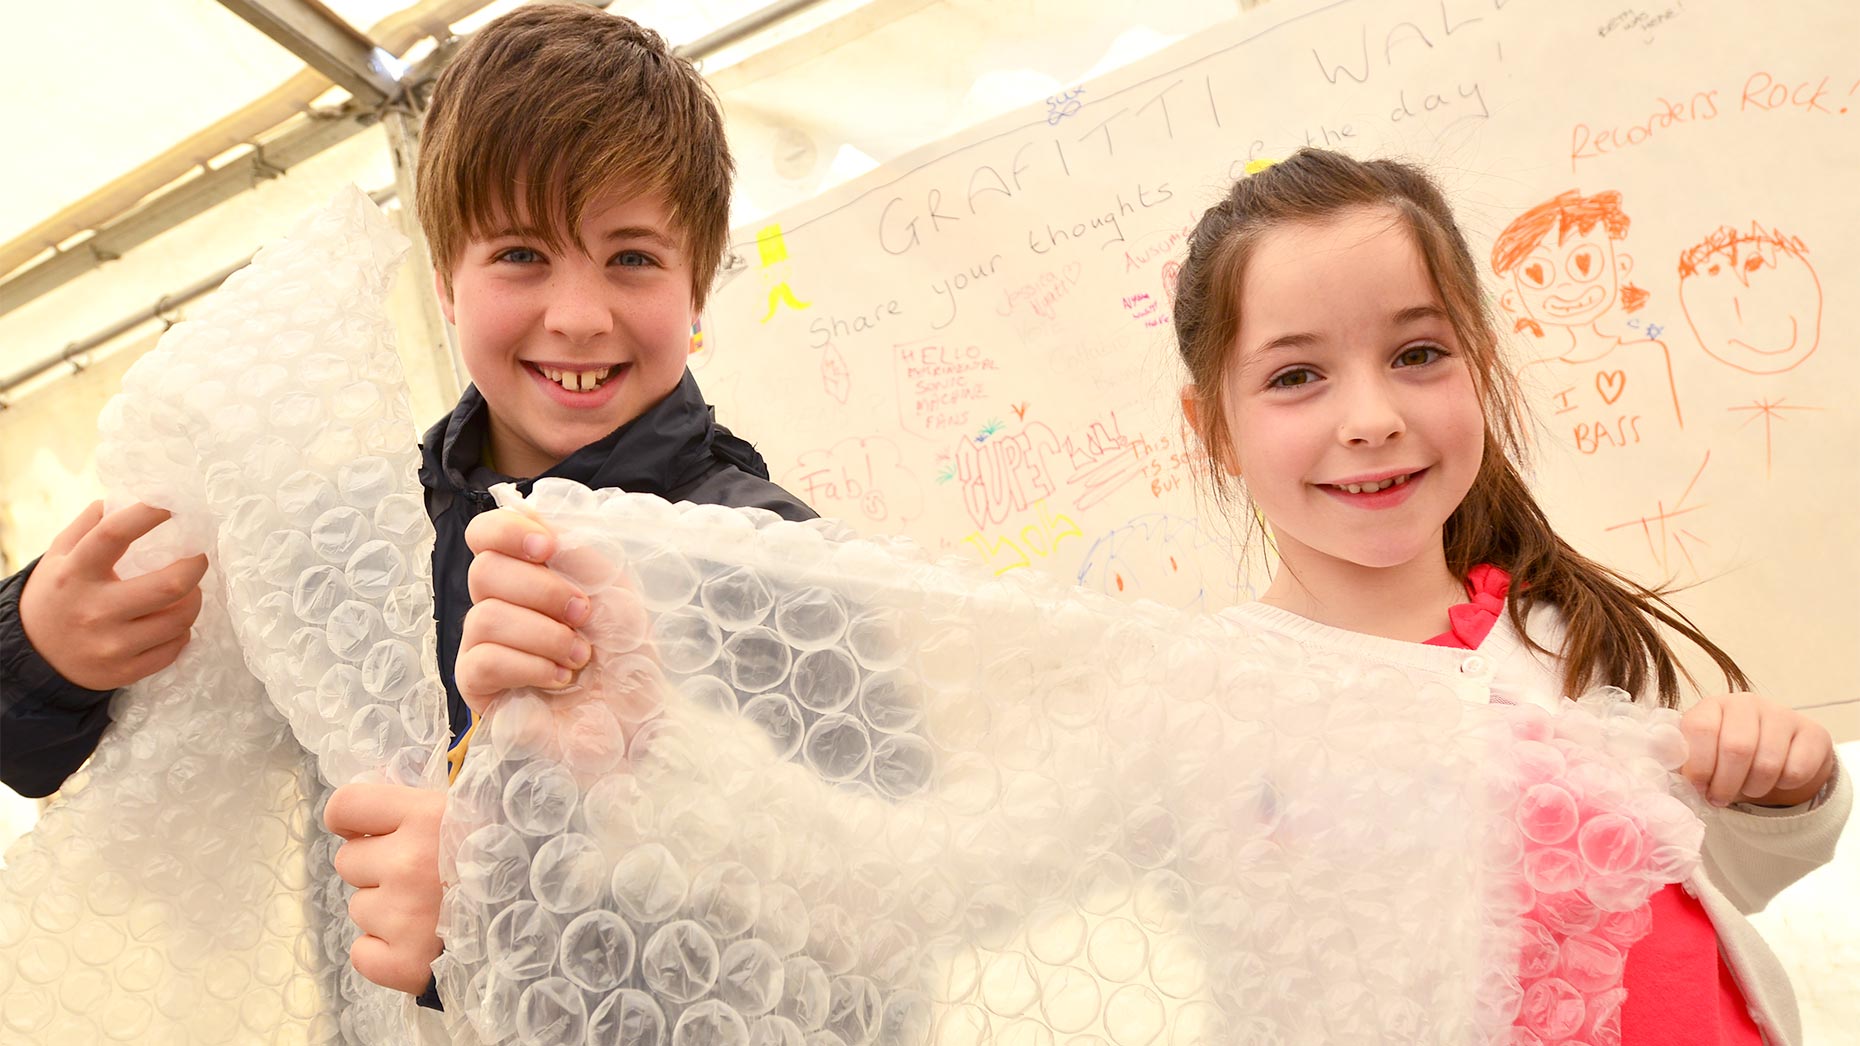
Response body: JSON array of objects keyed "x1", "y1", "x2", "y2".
[{"x1": 538, "y1": 365, "x2": 614, "y2": 391}]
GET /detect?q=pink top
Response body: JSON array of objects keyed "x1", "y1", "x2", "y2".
[{"x1": 1427, "y1": 566, "x2": 1762, "y2": 1046}]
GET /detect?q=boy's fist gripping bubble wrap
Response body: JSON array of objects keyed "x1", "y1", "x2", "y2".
[
  {"x1": 434, "y1": 480, "x2": 1705, "y2": 1046},
  {"x1": 0, "y1": 187, "x2": 449, "y2": 1045}
]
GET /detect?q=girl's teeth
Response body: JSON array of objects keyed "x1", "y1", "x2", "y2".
[{"x1": 1340, "y1": 474, "x2": 1410, "y2": 494}]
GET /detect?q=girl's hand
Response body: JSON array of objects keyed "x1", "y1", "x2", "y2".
[{"x1": 1680, "y1": 692, "x2": 1836, "y2": 808}]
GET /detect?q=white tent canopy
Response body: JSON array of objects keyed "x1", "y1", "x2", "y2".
[
  {"x1": 0, "y1": 0, "x2": 1243, "y2": 410},
  {"x1": 0, "y1": 0, "x2": 1249, "y2": 575},
  {"x1": 1, "y1": 3, "x2": 1852, "y2": 1042}
]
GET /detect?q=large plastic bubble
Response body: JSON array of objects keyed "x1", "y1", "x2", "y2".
[
  {"x1": 0, "y1": 187, "x2": 1706, "y2": 1046},
  {"x1": 0, "y1": 187, "x2": 448, "y2": 1044},
  {"x1": 427, "y1": 480, "x2": 1706, "y2": 1046}
]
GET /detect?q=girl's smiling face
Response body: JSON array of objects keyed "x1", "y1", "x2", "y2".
[{"x1": 1218, "y1": 206, "x2": 1487, "y2": 578}]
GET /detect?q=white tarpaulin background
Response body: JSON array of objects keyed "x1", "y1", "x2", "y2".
[{"x1": 0, "y1": 0, "x2": 1852, "y2": 1041}]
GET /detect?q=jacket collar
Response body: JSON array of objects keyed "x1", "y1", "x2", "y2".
[{"x1": 420, "y1": 369, "x2": 770, "y2": 498}]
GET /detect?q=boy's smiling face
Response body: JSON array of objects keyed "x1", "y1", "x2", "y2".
[{"x1": 439, "y1": 189, "x2": 695, "y2": 478}]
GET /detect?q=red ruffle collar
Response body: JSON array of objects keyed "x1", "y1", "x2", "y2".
[{"x1": 1423, "y1": 563, "x2": 1511, "y2": 650}]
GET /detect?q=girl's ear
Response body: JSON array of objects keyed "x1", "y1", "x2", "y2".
[
  {"x1": 1499, "y1": 289, "x2": 1521, "y2": 314},
  {"x1": 1180, "y1": 385, "x2": 1241, "y2": 478},
  {"x1": 433, "y1": 269, "x2": 456, "y2": 326},
  {"x1": 1617, "y1": 252, "x2": 1634, "y2": 278},
  {"x1": 1179, "y1": 384, "x2": 1206, "y2": 442}
]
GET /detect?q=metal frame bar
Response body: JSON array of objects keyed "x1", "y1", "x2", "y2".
[
  {"x1": 0, "y1": 190, "x2": 399, "y2": 403},
  {"x1": 0, "y1": 105, "x2": 376, "y2": 323},
  {"x1": 0, "y1": 0, "x2": 853, "y2": 404},
  {"x1": 0, "y1": 0, "x2": 495, "y2": 282},
  {"x1": 674, "y1": 0, "x2": 833, "y2": 60},
  {"x1": 214, "y1": 0, "x2": 401, "y2": 105}
]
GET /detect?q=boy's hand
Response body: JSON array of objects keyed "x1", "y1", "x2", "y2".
[
  {"x1": 18, "y1": 501, "x2": 209, "y2": 690},
  {"x1": 456, "y1": 508, "x2": 591, "y2": 713},
  {"x1": 1681, "y1": 692, "x2": 1836, "y2": 808},
  {"x1": 326, "y1": 782, "x2": 447, "y2": 995}
]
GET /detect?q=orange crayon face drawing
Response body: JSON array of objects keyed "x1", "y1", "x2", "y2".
[
  {"x1": 1492, "y1": 190, "x2": 1647, "y2": 340},
  {"x1": 1678, "y1": 224, "x2": 1822, "y2": 375},
  {"x1": 1506, "y1": 220, "x2": 1625, "y2": 327}
]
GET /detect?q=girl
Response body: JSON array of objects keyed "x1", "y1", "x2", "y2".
[{"x1": 1173, "y1": 149, "x2": 1848, "y2": 1046}]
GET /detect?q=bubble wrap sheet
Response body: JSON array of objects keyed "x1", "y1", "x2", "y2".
[
  {"x1": 0, "y1": 187, "x2": 1706, "y2": 1045},
  {"x1": 0, "y1": 187, "x2": 449, "y2": 1044},
  {"x1": 434, "y1": 480, "x2": 1707, "y2": 1046}
]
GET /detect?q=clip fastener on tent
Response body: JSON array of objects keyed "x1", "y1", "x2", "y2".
[{"x1": 250, "y1": 144, "x2": 287, "y2": 181}]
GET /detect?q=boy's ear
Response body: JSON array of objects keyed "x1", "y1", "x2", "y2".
[
  {"x1": 1500, "y1": 289, "x2": 1521, "y2": 314},
  {"x1": 433, "y1": 269, "x2": 456, "y2": 326},
  {"x1": 1180, "y1": 384, "x2": 1240, "y2": 478},
  {"x1": 1617, "y1": 253, "x2": 1634, "y2": 278}
]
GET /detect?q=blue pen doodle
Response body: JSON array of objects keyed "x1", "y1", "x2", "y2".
[
  {"x1": 1075, "y1": 513, "x2": 1245, "y2": 610},
  {"x1": 1625, "y1": 317, "x2": 1666, "y2": 340},
  {"x1": 1046, "y1": 85, "x2": 1087, "y2": 125}
]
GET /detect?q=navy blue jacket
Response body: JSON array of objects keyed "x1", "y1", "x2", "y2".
[{"x1": 0, "y1": 371, "x2": 814, "y2": 799}]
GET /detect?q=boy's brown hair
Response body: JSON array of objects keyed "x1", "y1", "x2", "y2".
[{"x1": 416, "y1": 3, "x2": 734, "y2": 309}]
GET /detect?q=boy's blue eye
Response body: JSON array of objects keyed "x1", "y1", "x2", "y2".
[
  {"x1": 613, "y1": 250, "x2": 657, "y2": 268},
  {"x1": 1394, "y1": 344, "x2": 1446, "y2": 368},
  {"x1": 495, "y1": 247, "x2": 541, "y2": 264}
]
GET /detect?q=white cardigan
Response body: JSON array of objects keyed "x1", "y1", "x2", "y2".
[{"x1": 1222, "y1": 599, "x2": 1852, "y2": 1046}]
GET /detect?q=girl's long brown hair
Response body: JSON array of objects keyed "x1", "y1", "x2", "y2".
[{"x1": 1173, "y1": 149, "x2": 1747, "y2": 707}]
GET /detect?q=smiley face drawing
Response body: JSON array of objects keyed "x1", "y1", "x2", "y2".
[
  {"x1": 1492, "y1": 190, "x2": 1650, "y2": 345},
  {"x1": 1504, "y1": 215, "x2": 1626, "y2": 327},
  {"x1": 1678, "y1": 223, "x2": 1822, "y2": 375}
]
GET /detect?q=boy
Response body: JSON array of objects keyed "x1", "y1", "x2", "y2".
[{"x1": 0, "y1": 2, "x2": 812, "y2": 1004}]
